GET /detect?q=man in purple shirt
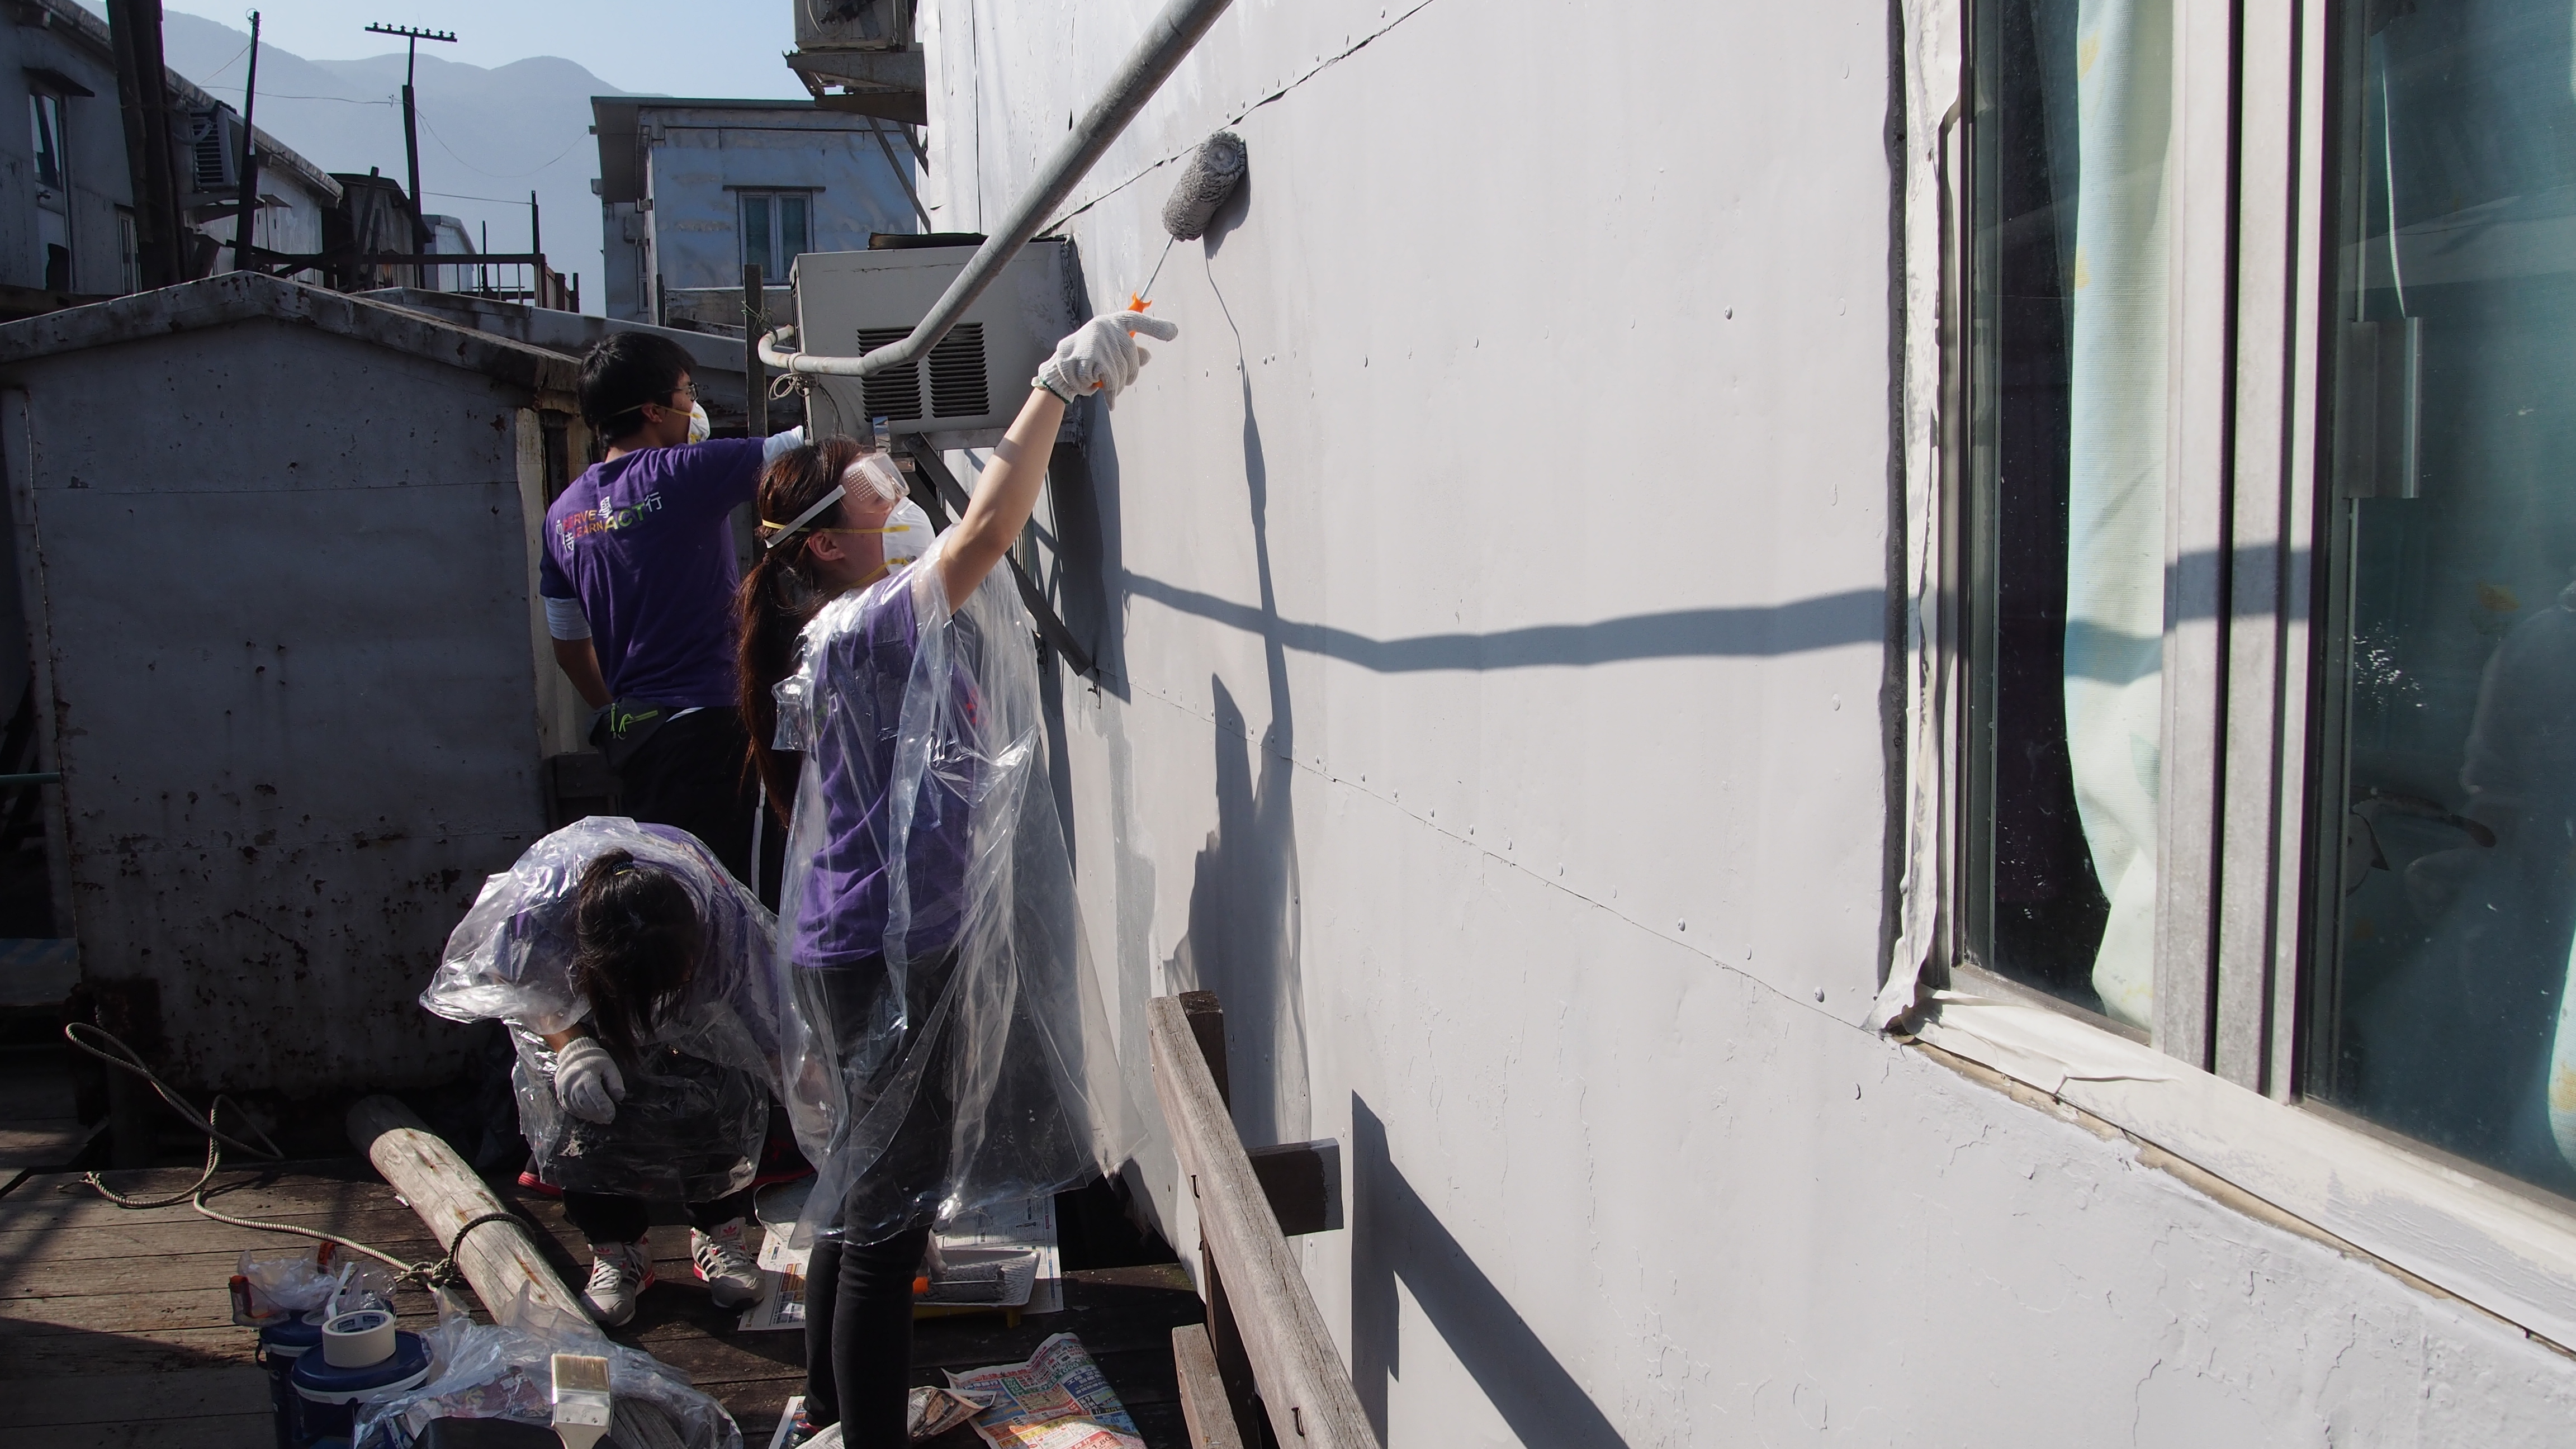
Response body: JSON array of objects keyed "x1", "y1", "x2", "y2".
[{"x1": 542, "y1": 332, "x2": 801, "y2": 887}]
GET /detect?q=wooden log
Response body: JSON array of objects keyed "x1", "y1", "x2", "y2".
[
  {"x1": 347, "y1": 1094, "x2": 589, "y2": 1330},
  {"x1": 1172, "y1": 1323, "x2": 1248, "y2": 1449},
  {"x1": 1148, "y1": 996, "x2": 1372, "y2": 1449}
]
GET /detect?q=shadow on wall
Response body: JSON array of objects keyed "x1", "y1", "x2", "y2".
[
  {"x1": 1352, "y1": 1096, "x2": 1633, "y2": 1449},
  {"x1": 1164, "y1": 353, "x2": 1310, "y2": 1150}
]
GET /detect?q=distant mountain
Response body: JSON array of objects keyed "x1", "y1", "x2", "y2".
[{"x1": 152, "y1": 11, "x2": 626, "y2": 313}]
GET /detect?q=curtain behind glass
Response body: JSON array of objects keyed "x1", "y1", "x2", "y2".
[{"x1": 2062, "y1": 0, "x2": 2174, "y2": 1029}]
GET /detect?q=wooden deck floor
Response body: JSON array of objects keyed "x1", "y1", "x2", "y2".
[{"x1": 0, "y1": 1159, "x2": 1203, "y2": 1447}]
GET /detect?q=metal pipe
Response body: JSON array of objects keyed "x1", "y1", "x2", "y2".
[{"x1": 759, "y1": 0, "x2": 1235, "y2": 379}]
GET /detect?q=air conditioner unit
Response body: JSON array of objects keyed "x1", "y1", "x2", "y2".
[
  {"x1": 184, "y1": 106, "x2": 245, "y2": 196},
  {"x1": 790, "y1": 240, "x2": 1074, "y2": 448},
  {"x1": 795, "y1": 0, "x2": 910, "y2": 50}
]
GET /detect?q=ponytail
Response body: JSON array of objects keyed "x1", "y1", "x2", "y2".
[
  {"x1": 736, "y1": 435, "x2": 869, "y2": 823},
  {"x1": 569, "y1": 849, "x2": 700, "y2": 1068}
]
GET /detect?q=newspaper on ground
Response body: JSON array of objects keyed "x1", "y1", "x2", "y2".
[
  {"x1": 762, "y1": 1390, "x2": 988, "y2": 1449},
  {"x1": 946, "y1": 1333, "x2": 1142, "y2": 1449},
  {"x1": 738, "y1": 1196, "x2": 1063, "y2": 1332}
]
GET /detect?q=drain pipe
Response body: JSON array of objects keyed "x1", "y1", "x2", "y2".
[{"x1": 760, "y1": 0, "x2": 1235, "y2": 378}]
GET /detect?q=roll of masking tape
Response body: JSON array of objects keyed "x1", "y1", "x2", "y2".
[{"x1": 321, "y1": 1308, "x2": 397, "y2": 1368}]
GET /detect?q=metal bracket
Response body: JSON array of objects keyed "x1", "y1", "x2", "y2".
[{"x1": 897, "y1": 435, "x2": 1098, "y2": 678}]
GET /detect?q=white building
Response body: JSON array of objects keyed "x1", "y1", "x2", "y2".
[
  {"x1": 874, "y1": 1, "x2": 2576, "y2": 1442},
  {"x1": 591, "y1": 97, "x2": 920, "y2": 331},
  {"x1": 0, "y1": 0, "x2": 337, "y2": 300}
]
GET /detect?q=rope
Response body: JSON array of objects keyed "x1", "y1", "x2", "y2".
[{"x1": 59, "y1": 1022, "x2": 546, "y2": 1291}]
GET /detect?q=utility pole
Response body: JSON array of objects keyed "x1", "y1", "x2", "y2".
[
  {"x1": 107, "y1": 0, "x2": 185, "y2": 287},
  {"x1": 363, "y1": 22, "x2": 454, "y2": 252},
  {"x1": 229, "y1": 11, "x2": 261, "y2": 274}
]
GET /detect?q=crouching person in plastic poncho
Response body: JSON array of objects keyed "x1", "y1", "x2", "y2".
[
  {"x1": 423, "y1": 818, "x2": 801, "y2": 1328},
  {"x1": 736, "y1": 312, "x2": 1165, "y2": 1446}
]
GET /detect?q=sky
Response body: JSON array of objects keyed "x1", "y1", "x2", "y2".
[{"x1": 155, "y1": 1, "x2": 809, "y2": 100}]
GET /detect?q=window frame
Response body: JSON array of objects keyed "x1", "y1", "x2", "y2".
[
  {"x1": 1939, "y1": 0, "x2": 2319, "y2": 1089},
  {"x1": 29, "y1": 88, "x2": 67, "y2": 194},
  {"x1": 735, "y1": 187, "x2": 819, "y2": 280},
  {"x1": 1915, "y1": 0, "x2": 2576, "y2": 1346},
  {"x1": 29, "y1": 87, "x2": 71, "y2": 292}
]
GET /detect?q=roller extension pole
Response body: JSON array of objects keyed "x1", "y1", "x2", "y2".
[
  {"x1": 759, "y1": 0, "x2": 1235, "y2": 379},
  {"x1": 348, "y1": 1094, "x2": 587, "y2": 1329}
]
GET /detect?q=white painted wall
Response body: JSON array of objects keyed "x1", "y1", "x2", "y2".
[{"x1": 922, "y1": 1, "x2": 2576, "y2": 1441}]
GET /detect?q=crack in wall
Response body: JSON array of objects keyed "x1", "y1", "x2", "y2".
[{"x1": 1041, "y1": 0, "x2": 1450, "y2": 238}]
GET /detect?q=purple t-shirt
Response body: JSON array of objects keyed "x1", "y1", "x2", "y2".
[
  {"x1": 540, "y1": 438, "x2": 763, "y2": 708},
  {"x1": 790, "y1": 570, "x2": 979, "y2": 971}
]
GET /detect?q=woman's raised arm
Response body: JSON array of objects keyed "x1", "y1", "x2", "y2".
[{"x1": 935, "y1": 310, "x2": 1176, "y2": 607}]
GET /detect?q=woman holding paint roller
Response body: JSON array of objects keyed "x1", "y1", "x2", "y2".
[{"x1": 739, "y1": 308, "x2": 1169, "y2": 1446}]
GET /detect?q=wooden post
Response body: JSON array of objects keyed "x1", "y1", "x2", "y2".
[
  {"x1": 107, "y1": 0, "x2": 185, "y2": 287},
  {"x1": 1174, "y1": 991, "x2": 1265, "y2": 1443},
  {"x1": 347, "y1": 1094, "x2": 588, "y2": 1329},
  {"x1": 1152, "y1": 995, "x2": 1373, "y2": 1448},
  {"x1": 1173, "y1": 1323, "x2": 1248, "y2": 1449},
  {"x1": 228, "y1": 11, "x2": 261, "y2": 276}
]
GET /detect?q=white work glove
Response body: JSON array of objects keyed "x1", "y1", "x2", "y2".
[
  {"x1": 1035, "y1": 311, "x2": 1178, "y2": 405},
  {"x1": 553, "y1": 1036, "x2": 626, "y2": 1125}
]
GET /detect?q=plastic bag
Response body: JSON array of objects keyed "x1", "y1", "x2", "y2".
[
  {"x1": 425, "y1": 818, "x2": 808, "y2": 1201},
  {"x1": 356, "y1": 1282, "x2": 741, "y2": 1449},
  {"x1": 773, "y1": 540, "x2": 1138, "y2": 1247},
  {"x1": 231, "y1": 1246, "x2": 395, "y2": 1325}
]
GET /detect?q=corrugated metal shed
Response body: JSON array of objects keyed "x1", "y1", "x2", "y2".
[{"x1": 0, "y1": 273, "x2": 580, "y2": 1094}]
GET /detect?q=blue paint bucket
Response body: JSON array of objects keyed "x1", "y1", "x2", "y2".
[
  {"x1": 257, "y1": 1312, "x2": 326, "y2": 1449},
  {"x1": 290, "y1": 1328, "x2": 432, "y2": 1446}
]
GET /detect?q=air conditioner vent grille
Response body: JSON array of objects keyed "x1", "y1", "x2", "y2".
[
  {"x1": 927, "y1": 324, "x2": 989, "y2": 419},
  {"x1": 855, "y1": 327, "x2": 921, "y2": 422},
  {"x1": 186, "y1": 108, "x2": 239, "y2": 192}
]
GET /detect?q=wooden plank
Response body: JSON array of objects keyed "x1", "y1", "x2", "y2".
[
  {"x1": 0, "y1": 1120, "x2": 100, "y2": 1170},
  {"x1": 0, "y1": 1166, "x2": 400, "y2": 1230},
  {"x1": 1172, "y1": 1322, "x2": 1247, "y2": 1449},
  {"x1": 14, "y1": 1411, "x2": 273, "y2": 1448},
  {"x1": 0, "y1": 1324, "x2": 260, "y2": 1376},
  {"x1": 1177, "y1": 991, "x2": 1231, "y2": 1107},
  {"x1": 0, "y1": 1285, "x2": 247, "y2": 1335},
  {"x1": 0, "y1": 1366, "x2": 268, "y2": 1426},
  {"x1": 0, "y1": 1205, "x2": 533, "y2": 1261},
  {"x1": 0, "y1": 1243, "x2": 443, "y2": 1299},
  {"x1": 1246, "y1": 1140, "x2": 1341, "y2": 1237},
  {"x1": 1148, "y1": 996, "x2": 1371, "y2": 1449}
]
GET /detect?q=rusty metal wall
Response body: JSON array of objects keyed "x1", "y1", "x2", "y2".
[{"x1": 2, "y1": 314, "x2": 553, "y2": 1094}]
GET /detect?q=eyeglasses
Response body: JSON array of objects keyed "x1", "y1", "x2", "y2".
[{"x1": 668, "y1": 382, "x2": 698, "y2": 404}]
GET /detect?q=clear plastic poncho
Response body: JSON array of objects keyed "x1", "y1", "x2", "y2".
[
  {"x1": 354, "y1": 1284, "x2": 741, "y2": 1449},
  {"x1": 423, "y1": 818, "x2": 803, "y2": 1202},
  {"x1": 773, "y1": 541, "x2": 1135, "y2": 1247}
]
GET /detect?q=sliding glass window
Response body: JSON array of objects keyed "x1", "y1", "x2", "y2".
[
  {"x1": 1964, "y1": 0, "x2": 2174, "y2": 1032},
  {"x1": 2308, "y1": 0, "x2": 2576, "y2": 1200}
]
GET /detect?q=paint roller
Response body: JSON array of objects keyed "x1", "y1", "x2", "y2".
[{"x1": 1131, "y1": 130, "x2": 1248, "y2": 311}]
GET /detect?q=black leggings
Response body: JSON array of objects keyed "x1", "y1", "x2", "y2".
[
  {"x1": 562, "y1": 1187, "x2": 754, "y2": 1246},
  {"x1": 798, "y1": 952, "x2": 959, "y2": 1442},
  {"x1": 802, "y1": 1224, "x2": 932, "y2": 1442}
]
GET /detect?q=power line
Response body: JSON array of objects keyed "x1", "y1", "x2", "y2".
[
  {"x1": 413, "y1": 106, "x2": 588, "y2": 179},
  {"x1": 423, "y1": 188, "x2": 538, "y2": 205}
]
